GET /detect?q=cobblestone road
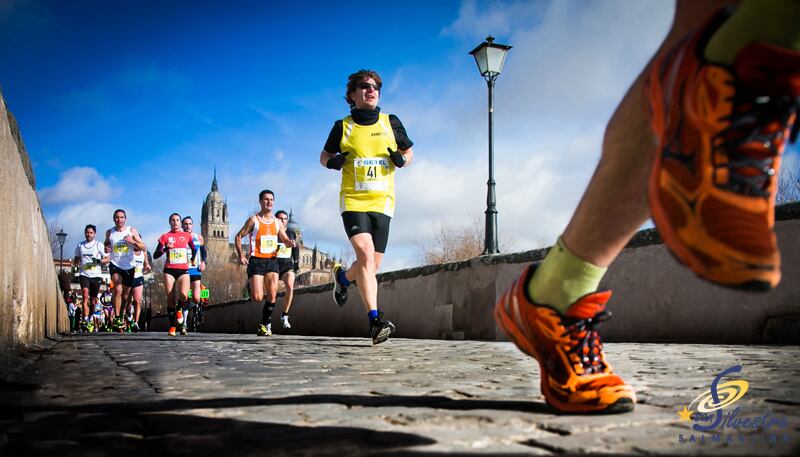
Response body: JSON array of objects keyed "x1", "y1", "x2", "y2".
[{"x1": 1, "y1": 333, "x2": 798, "y2": 456}]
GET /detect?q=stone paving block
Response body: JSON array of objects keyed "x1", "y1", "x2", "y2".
[{"x1": 0, "y1": 333, "x2": 798, "y2": 456}]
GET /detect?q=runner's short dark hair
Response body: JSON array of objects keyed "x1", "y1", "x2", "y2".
[
  {"x1": 85, "y1": 224, "x2": 97, "y2": 232},
  {"x1": 259, "y1": 189, "x2": 274, "y2": 200},
  {"x1": 345, "y1": 69, "x2": 382, "y2": 108}
]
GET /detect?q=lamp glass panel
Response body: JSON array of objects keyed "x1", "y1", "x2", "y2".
[
  {"x1": 485, "y1": 46, "x2": 508, "y2": 74},
  {"x1": 473, "y1": 46, "x2": 489, "y2": 75}
]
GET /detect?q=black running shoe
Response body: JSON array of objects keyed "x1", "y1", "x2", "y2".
[
  {"x1": 370, "y1": 312, "x2": 395, "y2": 345},
  {"x1": 331, "y1": 263, "x2": 348, "y2": 307}
]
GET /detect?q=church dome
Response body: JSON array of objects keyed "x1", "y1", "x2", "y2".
[{"x1": 287, "y1": 210, "x2": 301, "y2": 235}]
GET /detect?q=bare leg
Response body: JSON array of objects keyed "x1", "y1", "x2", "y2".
[
  {"x1": 344, "y1": 233, "x2": 378, "y2": 312},
  {"x1": 249, "y1": 275, "x2": 265, "y2": 302},
  {"x1": 264, "y1": 272, "x2": 279, "y2": 303},
  {"x1": 132, "y1": 285, "x2": 143, "y2": 322},
  {"x1": 176, "y1": 274, "x2": 191, "y2": 303},
  {"x1": 163, "y1": 273, "x2": 176, "y2": 309},
  {"x1": 281, "y1": 271, "x2": 296, "y2": 313},
  {"x1": 562, "y1": 0, "x2": 739, "y2": 265},
  {"x1": 190, "y1": 279, "x2": 202, "y2": 307},
  {"x1": 112, "y1": 273, "x2": 125, "y2": 317}
]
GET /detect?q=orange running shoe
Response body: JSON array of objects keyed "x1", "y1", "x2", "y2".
[
  {"x1": 647, "y1": 9, "x2": 800, "y2": 291},
  {"x1": 168, "y1": 326, "x2": 177, "y2": 337},
  {"x1": 495, "y1": 265, "x2": 635, "y2": 413}
]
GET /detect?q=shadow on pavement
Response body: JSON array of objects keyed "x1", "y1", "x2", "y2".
[
  {"x1": 1, "y1": 408, "x2": 435, "y2": 457},
  {"x1": 0, "y1": 394, "x2": 552, "y2": 456},
  {"x1": 4, "y1": 393, "x2": 551, "y2": 415}
]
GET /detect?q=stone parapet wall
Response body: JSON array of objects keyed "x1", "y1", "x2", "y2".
[
  {"x1": 187, "y1": 203, "x2": 799, "y2": 344},
  {"x1": 0, "y1": 90, "x2": 65, "y2": 351}
]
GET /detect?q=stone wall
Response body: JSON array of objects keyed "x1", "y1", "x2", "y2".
[
  {"x1": 177, "y1": 203, "x2": 800, "y2": 344},
  {"x1": 0, "y1": 89, "x2": 65, "y2": 351}
]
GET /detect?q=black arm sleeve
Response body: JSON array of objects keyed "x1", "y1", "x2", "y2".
[
  {"x1": 389, "y1": 115, "x2": 414, "y2": 150},
  {"x1": 323, "y1": 120, "x2": 343, "y2": 153},
  {"x1": 199, "y1": 245, "x2": 207, "y2": 262},
  {"x1": 153, "y1": 243, "x2": 166, "y2": 259},
  {"x1": 289, "y1": 231, "x2": 300, "y2": 267}
]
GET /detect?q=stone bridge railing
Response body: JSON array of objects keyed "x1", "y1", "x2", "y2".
[{"x1": 151, "y1": 203, "x2": 800, "y2": 344}]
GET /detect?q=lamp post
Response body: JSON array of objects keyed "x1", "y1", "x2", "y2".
[
  {"x1": 56, "y1": 230, "x2": 67, "y2": 273},
  {"x1": 56, "y1": 229, "x2": 67, "y2": 334},
  {"x1": 470, "y1": 36, "x2": 511, "y2": 255}
]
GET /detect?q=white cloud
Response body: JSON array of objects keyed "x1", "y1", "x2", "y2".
[
  {"x1": 38, "y1": 167, "x2": 117, "y2": 205},
  {"x1": 356, "y1": 0, "x2": 674, "y2": 266},
  {"x1": 38, "y1": 0, "x2": 677, "y2": 272}
]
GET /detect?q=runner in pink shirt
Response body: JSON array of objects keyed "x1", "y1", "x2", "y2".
[{"x1": 153, "y1": 213, "x2": 196, "y2": 337}]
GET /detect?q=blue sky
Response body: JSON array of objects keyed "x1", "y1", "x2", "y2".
[{"x1": 3, "y1": 0, "x2": 797, "y2": 271}]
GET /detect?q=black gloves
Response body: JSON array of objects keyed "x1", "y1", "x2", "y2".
[
  {"x1": 326, "y1": 152, "x2": 349, "y2": 170},
  {"x1": 388, "y1": 147, "x2": 405, "y2": 168}
]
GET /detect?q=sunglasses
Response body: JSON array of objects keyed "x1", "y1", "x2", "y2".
[{"x1": 357, "y1": 82, "x2": 379, "y2": 91}]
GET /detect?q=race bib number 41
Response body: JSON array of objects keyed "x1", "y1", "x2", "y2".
[{"x1": 354, "y1": 157, "x2": 390, "y2": 191}]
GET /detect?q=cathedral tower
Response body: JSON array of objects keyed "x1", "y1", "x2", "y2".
[{"x1": 201, "y1": 169, "x2": 229, "y2": 258}]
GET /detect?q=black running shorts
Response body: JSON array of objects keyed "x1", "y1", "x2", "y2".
[
  {"x1": 247, "y1": 256, "x2": 279, "y2": 277},
  {"x1": 278, "y1": 260, "x2": 295, "y2": 277},
  {"x1": 164, "y1": 267, "x2": 188, "y2": 280},
  {"x1": 109, "y1": 263, "x2": 136, "y2": 288},
  {"x1": 79, "y1": 276, "x2": 102, "y2": 297},
  {"x1": 341, "y1": 211, "x2": 391, "y2": 253}
]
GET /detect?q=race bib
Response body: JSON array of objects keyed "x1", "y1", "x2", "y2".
[
  {"x1": 277, "y1": 243, "x2": 291, "y2": 259},
  {"x1": 169, "y1": 249, "x2": 188, "y2": 264},
  {"x1": 82, "y1": 262, "x2": 99, "y2": 272},
  {"x1": 113, "y1": 243, "x2": 129, "y2": 254},
  {"x1": 135, "y1": 265, "x2": 143, "y2": 275},
  {"x1": 354, "y1": 157, "x2": 390, "y2": 191},
  {"x1": 259, "y1": 235, "x2": 278, "y2": 254}
]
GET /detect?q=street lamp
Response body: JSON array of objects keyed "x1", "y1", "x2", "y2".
[
  {"x1": 56, "y1": 230, "x2": 68, "y2": 272},
  {"x1": 56, "y1": 229, "x2": 67, "y2": 334},
  {"x1": 470, "y1": 35, "x2": 511, "y2": 255}
]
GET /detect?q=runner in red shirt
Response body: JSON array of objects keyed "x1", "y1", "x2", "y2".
[{"x1": 153, "y1": 213, "x2": 196, "y2": 337}]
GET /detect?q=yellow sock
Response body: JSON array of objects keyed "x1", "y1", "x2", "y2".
[
  {"x1": 527, "y1": 237, "x2": 607, "y2": 315},
  {"x1": 705, "y1": 0, "x2": 800, "y2": 65}
]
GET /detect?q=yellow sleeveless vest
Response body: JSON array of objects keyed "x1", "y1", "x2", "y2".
[{"x1": 339, "y1": 113, "x2": 398, "y2": 216}]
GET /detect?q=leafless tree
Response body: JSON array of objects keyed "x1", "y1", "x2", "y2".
[
  {"x1": 202, "y1": 249, "x2": 247, "y2": 303},
  {"x1": 417, "y1": 214, "x2": 515, "y2": 265},
  {"x1": 46, "y1": 219, "x2": 66, "y2": 260}
]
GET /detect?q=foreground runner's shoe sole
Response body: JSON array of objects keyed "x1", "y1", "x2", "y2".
[
  {"x1": 646, "y1": 9, "x2": 800, "y2": 291},
  {"x1": 494, "y1": 265, "x2": 635, "y2": 414}
]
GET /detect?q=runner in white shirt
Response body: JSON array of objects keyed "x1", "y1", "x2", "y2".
[
  {"x1": 103, "y1": 209, "x2": 146, "y2": 332},
  {"x1": 73, "y1": 224, "x2": 109, "y2": 332}
]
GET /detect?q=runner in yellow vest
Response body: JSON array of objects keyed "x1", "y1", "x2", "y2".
[{"x1": 320, "y1": 69, "x2": 414, "y2": 345}]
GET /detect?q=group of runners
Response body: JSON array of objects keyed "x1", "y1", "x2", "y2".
[
  {"x1": 72, "y1": 222, "x2": 149, "y2": 333},
  {"x1": 71, "y1": 205, "x2": 302, "y2": 337},
  {"x1": 66, "y1": 0, "x2": 800, "y2": 416}
]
